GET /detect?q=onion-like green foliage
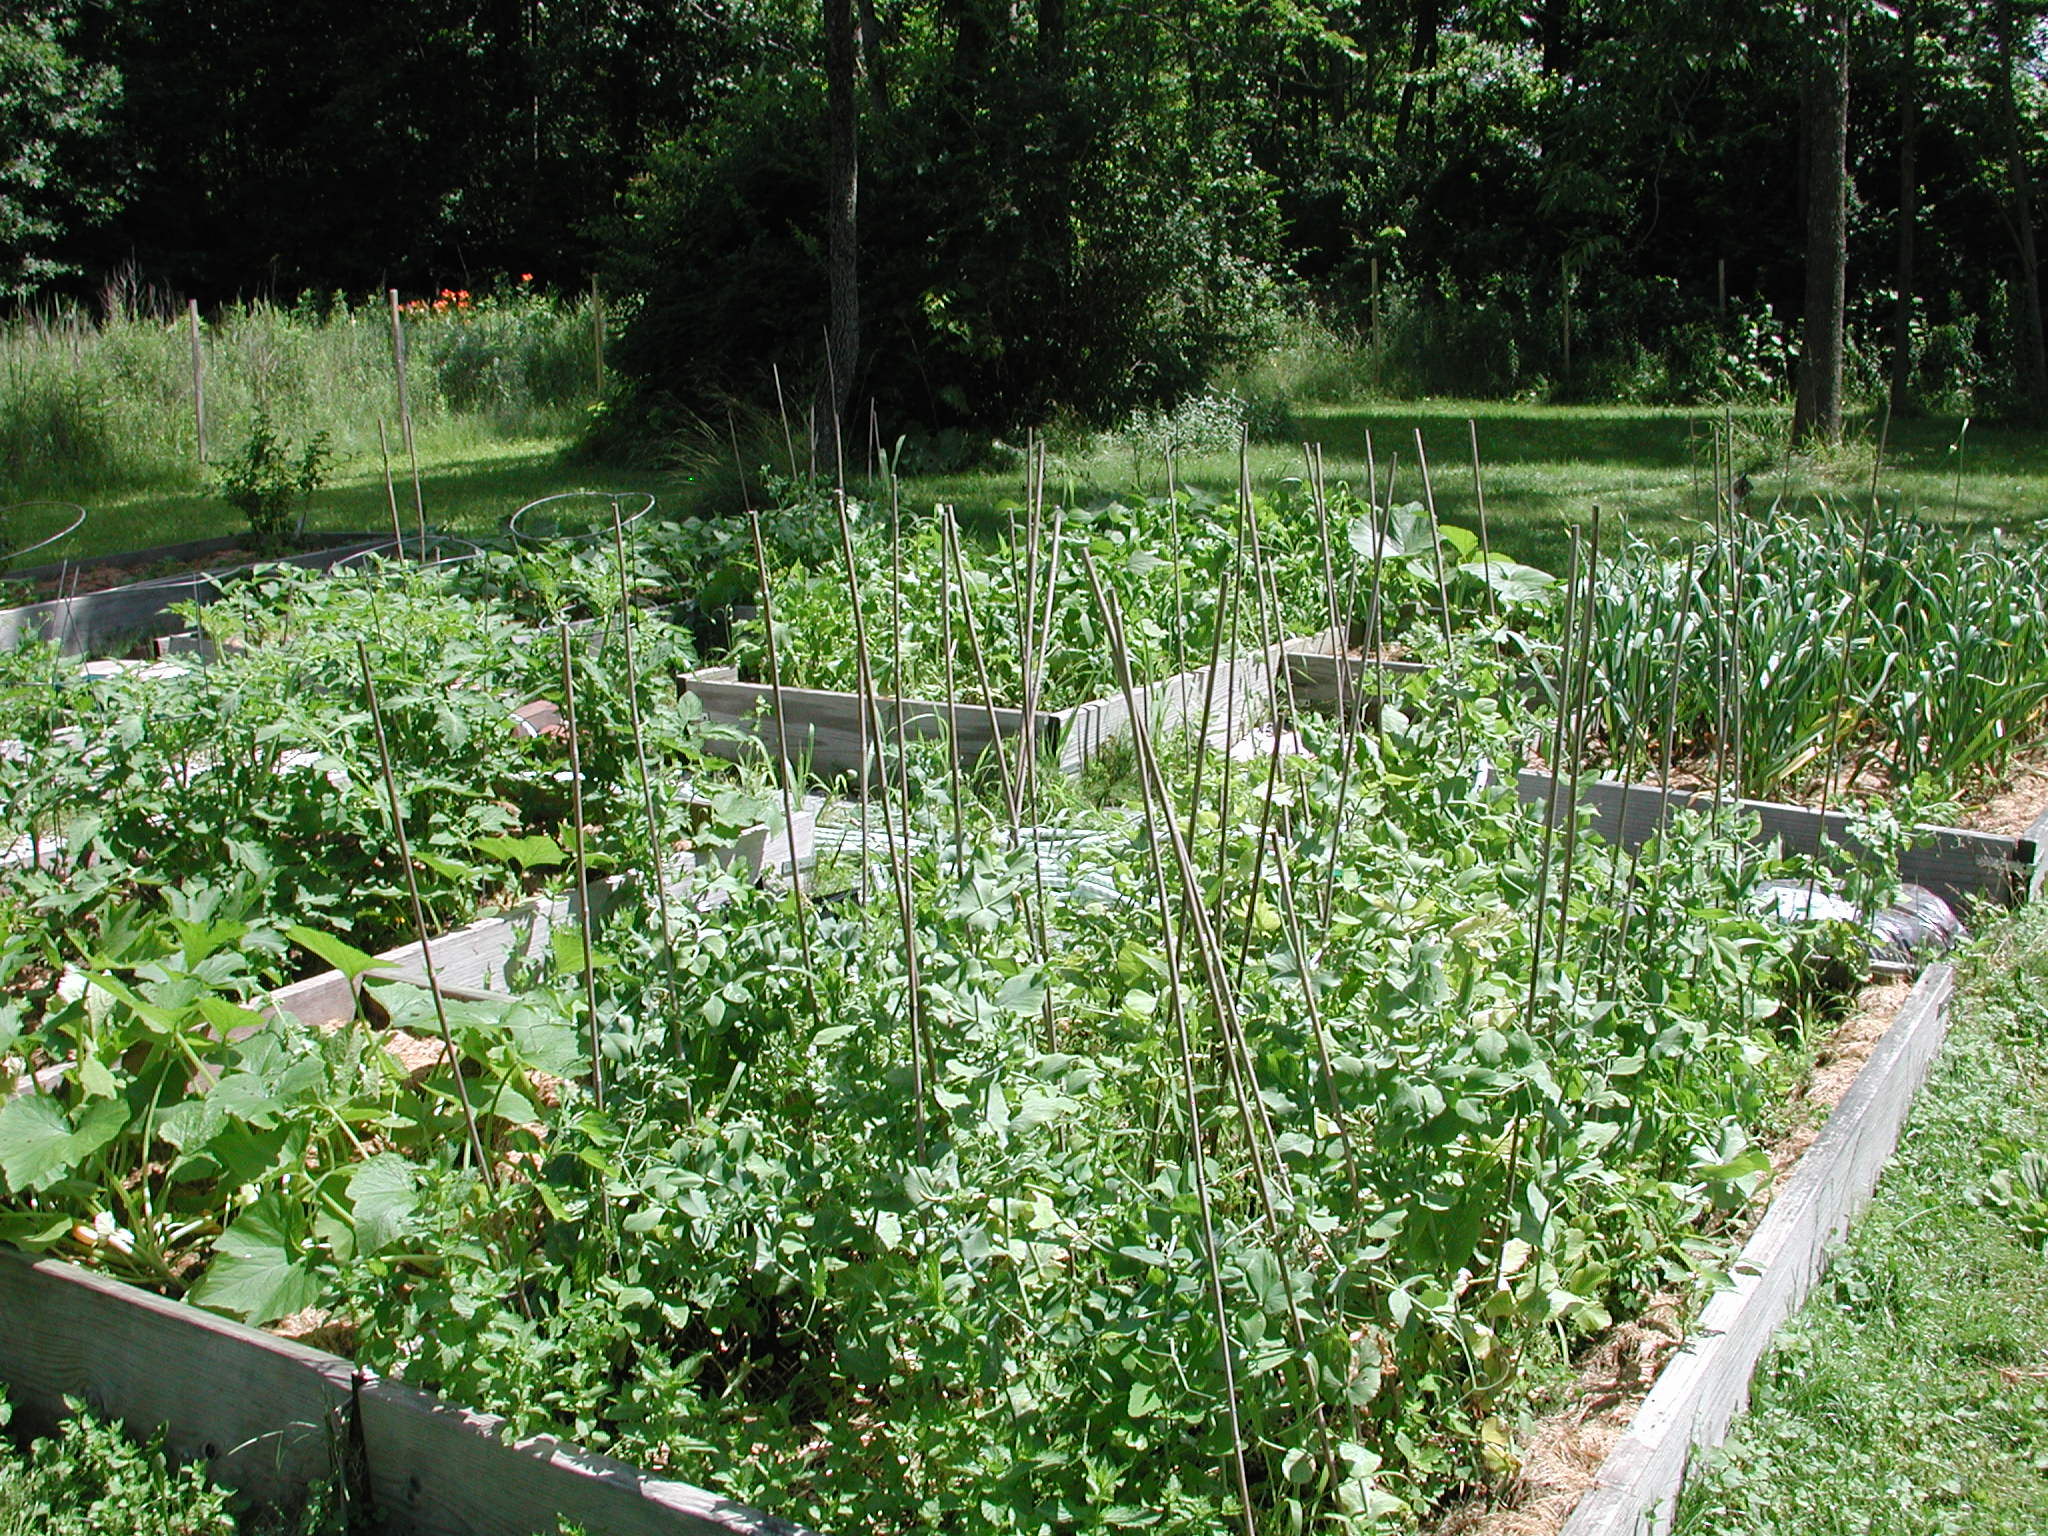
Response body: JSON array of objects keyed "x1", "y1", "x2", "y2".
[{"x1": 1581, "y1": 500, "x2": 2048, "y2": 798}]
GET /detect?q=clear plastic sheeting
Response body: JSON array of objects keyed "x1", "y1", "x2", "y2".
[{"x1": 1753, "y1": 878, "x2": 1966, "y2": 967}]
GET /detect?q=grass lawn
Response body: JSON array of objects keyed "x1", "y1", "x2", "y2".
[
  {"x1": 18, "y1": 399, "x2": 2048, "y2": 576},
  {"x1": 25, "y1": 432, "x2": 674, "y2": 565},
  {"x1": 1672, "y1": 904, "x2": 2048, "y2": 1536}
]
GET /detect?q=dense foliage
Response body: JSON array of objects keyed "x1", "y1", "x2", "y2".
[
  {"x1": 1579, "y1": 499, "x2": 2048, "y2": 799},
  {"x1": 9, "y1": 2, "x2": 2048, "y2": 430},
  {"x1": 728, "y1": 481, "x2": 1553, "y2": 710},
  {"x1": 0, "y1": 516, "x2": 1875, "y2": 1533}
]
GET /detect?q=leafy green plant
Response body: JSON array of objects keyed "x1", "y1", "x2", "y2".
[
  {"x1": 212, "y1": 411, "x2": 330, "y2": 553},
  {"x1": 1582, "y1": 501, "x2": 2048, "y2": 800},
  {"x1": 1979, "y1": 1139, "x2": 2048, "y2": 1255}
]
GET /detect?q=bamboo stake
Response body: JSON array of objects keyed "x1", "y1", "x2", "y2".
[
  {"x1": 1469, "y1": 418, "x2": 1496, "y2": 628},
  {"x1": 939, "y1": 507, "x2": 965, "y2": 864},
  {"x1": 942, "y1": 509, "x2": 1019, "y2": 815},
  {"x1": 355, "y1": 642, "x2": 493, "y2": 1189},
  {"x1": 558, "y1": 625, "x2": 606, "y2": 1112},
  {"x1": 836, "y1": 491, "x2": 929, "y2": 1144},
  {"x1": 1524, "y1": 532, "x2": 1582, "y2": 1034},
  {"x1": 377, "y1": 419, "x2": 403, "y2": 554},
  {"x1": 1617, "y1": 541, "x2": 1698, "y2": 976},
  {"x1": 1550, "y1": 508, "x2": 1601, "y2": 971},
  {"x1": 1112, "y1": 648, "x2": 1259, "y2": 1536},
  {"x1": 611, "y1": 501, "x2": 684, "y2": 1048},
  {"x1": 387, "y1": 290, "x2": 426, "y2": 541},
  {"x1": 1318, "y1": 517, "x2": 1366, "y2": 929},
  {"x1": 749, "y1": 512, "x2": 827, "y2": 978},
  {"x1": 1413, "y1": 430, "x2": 1457, "y2": 659},
  {"x1": 772, "y1": 364, "x2": 800, "y2": 484},
  {"x1": 1088, "y1": 550, "x2": 1337, "y2": 1480},
  {"x1": 1178, "y1": 540, "x2": 1239, "y2": 841}
]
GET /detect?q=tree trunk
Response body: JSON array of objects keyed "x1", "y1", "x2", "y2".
[
  {"x1": 1997, "y1": 0, "x2": 2048, "y2": 411},
  {"x1": 1393, "y1": 0, "x2": 1439, "y2": 158},
  {"x1": 1792, "y1": 4, "x2": 1850, "y2": 446},
  {"x1": 823, "y1": 0, "x2": 860, "y2": 476},
  {"x1": 1889, "y1": 0, "x2": 1919, "y2": 415}
]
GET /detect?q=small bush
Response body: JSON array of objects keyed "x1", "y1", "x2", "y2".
[{"x1": 213, "y1": 410, "x2": 330, "y2": 550}]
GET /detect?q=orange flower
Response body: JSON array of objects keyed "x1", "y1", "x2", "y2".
[{"x1": 519, "y1": 272, "x2": 534, "y2": 283}]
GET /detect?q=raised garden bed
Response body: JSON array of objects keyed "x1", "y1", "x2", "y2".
[
  {"x1": 0, "y1": 531, "x2": 397, "y2": 655},
  {"x1": 0, "y1": 1245, "x2": 811, "y2": 1536},
  {"x1": 8, "y1": 477, "x2": 2044, "y2": 1536},
  {"x1": 684, "y1": 637, "x2": 1307, "y2": 778}
]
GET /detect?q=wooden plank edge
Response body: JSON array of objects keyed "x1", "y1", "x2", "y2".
[
  {"x1": 1558, "y1": 963, "x2": 1956, "y2": 1536},
  {"x1": 270, "y1": 818, "x2": 816, "y2": 1030},
  {"x1": 2023, "y1": 800, "x2": 2048, "y2": 903},
  {"x1": 1511, "y1": 768, "x2": 2025, "y2": 907},
  {"x1": 0, "y1": 1247, "x2": 815, "y2": 1536}
]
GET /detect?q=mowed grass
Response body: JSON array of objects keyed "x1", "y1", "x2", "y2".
[
  {"x1": 885, "y1": 401, "x2": 2048, "y2": 570},
  {"x1": 1672, "y1": 906, "x2": 2048, "y2": 1536},
  {"x1": 17, "y1": 398, "x2": 2048, "y2": 575},
  {"x1": 16, "y1": 431, "x2": 673, "y2": 565}
]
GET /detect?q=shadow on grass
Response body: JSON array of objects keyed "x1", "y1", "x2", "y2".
[{"x1": 53, "y1": 445, "x2": 686, "y2": 560}]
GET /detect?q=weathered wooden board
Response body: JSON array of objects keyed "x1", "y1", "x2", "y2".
[
  {"x1": 1560, "y1": 964, "x2": 1955, "y2": 1536},
  {"x1": 685, "y1": 666, "x2": 1069, "y2": 778},
  {"x1": 1514, "y1": 769, "x2": 2026, "y2": 911},
  {"x1": 2023, "y1": 802, "x2": 2048, "y2": 904},
  {"x1": 0, "y1": 1247, "x2": 813, "y2": 1536},
  {"x1": 0, "y1": 534, "x2": 394, "y2": 655},
  {"x1": 269, "y1": 818, "x2": 816, "y2": 1028},
  {"x1": 1279, "y1": 647, "x2": 1430, "y2": 714},
  {"x1": 687, "y1": 632, "x2": 1326, "y2": 781},
  {"x1": 1054, "y1": 645, "x2": 1295, "y2": 774}
]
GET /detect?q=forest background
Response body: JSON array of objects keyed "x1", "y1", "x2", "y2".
[{"x1": 5, "y1": 0, "x2": 2048, "y2": 460}]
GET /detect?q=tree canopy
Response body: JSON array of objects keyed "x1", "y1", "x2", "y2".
[{"x1": 9, "y1": 0, "x2": 2048, "y2": 431}]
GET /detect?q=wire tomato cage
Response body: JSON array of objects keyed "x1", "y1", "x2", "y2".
[
  {"x1": 0, "y1": 502, "x2": 88, "y2": 575},
  {"x1": 507, "y1": 490, "x2": 654, "y2": 548}
]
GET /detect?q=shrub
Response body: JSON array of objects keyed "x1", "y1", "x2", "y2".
[{"x1": 212, "y1": 409, "x2": 330, "y2": 550}]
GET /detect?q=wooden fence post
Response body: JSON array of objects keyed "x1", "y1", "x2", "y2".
[{"x1": 188, "y1": 299, "x2": 207, "y2": 463}]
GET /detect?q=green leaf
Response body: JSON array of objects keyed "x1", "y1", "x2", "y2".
[
  {"x1": 68, "y1": 1098, "x2": 128, "y2": 1165},
  {"x1": 1126, "y1": 1379, "x2": 1163, "y2": 1419},
  {"x1": 0, "y1": 1095, "x2": 78, "y2": 1192},
  {"x1": 347, "y1": 1153, "x2": 420, "y2": 1255},
  {"x1": 75, "y1": 1054, "x2": 118, "y2": 1100},
  {"x1": 196, "y1": 995, "x2": 272, "y2": 1041},
  {"x1": 472, "y1": 833, "x2": 567, "y2": 869},
  {"x1": 284, "y1": 925, "x2": 388, "y2": 983},
  {"x1": 188, "y1": 1194, "x2": 323, "y2": 1324},
  {"x1": 1458, "y1": 557, "x2": 1556, "y2": 606}
]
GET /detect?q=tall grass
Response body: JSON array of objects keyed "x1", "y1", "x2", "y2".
[{"x1": 0, "y1": 290, "x2": 600, "y2": 508}]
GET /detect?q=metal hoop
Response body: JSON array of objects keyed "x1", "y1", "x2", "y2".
[
  {"x1": 0, "y1": 502, "x2": 88, "y2": 568},
  {"x1": 507, "y1": 490, "x2": 654, "y2": 548}
]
